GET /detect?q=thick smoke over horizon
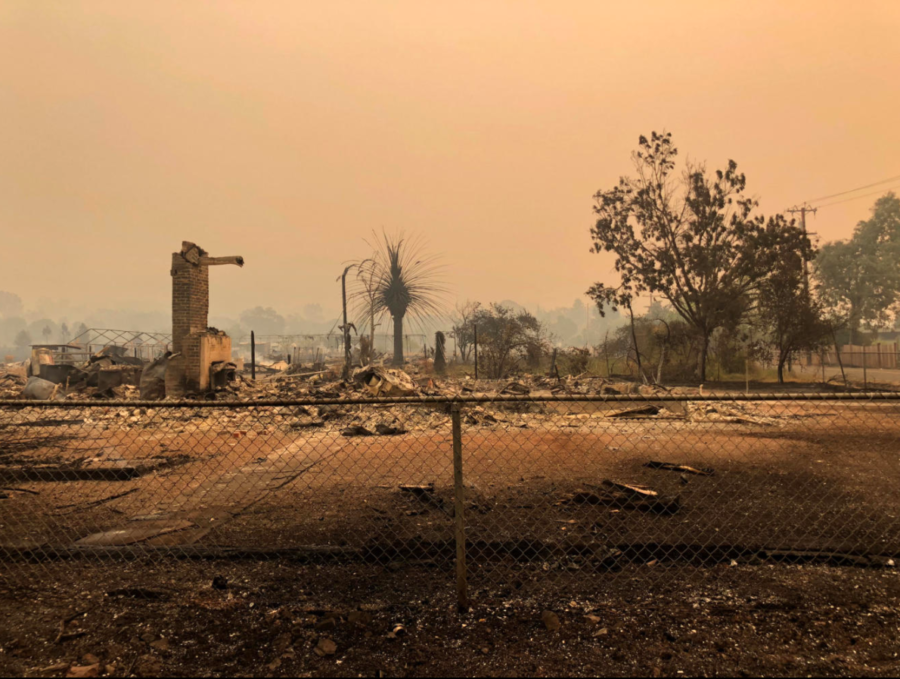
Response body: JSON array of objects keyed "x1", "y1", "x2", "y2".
[{"x1": 0, "y1": 288, "x2": 622, "y2": 360}]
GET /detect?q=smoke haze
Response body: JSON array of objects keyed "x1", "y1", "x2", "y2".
[{"x1": 1, "y1": 1, "x2": 898, "y2": 326}]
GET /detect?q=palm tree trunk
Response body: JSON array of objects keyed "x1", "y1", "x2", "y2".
[{"x1": 392, "y1": 315, "x2": 404, "y2": 365}]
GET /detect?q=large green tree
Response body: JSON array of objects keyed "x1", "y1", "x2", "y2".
[
  {"x1": 816, "y1": 192, "x2": 900, "y2": 343},
  {"x1": 755, "y1": 248, "x2": 830, "y2": 383},
  {"x1": 588, "y1": 132, "x2": 812, "y2": 381}
]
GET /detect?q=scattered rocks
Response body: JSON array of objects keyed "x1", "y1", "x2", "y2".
[
  {"x1": 65, "y1": 665, "x2": 99, "y2": 679},
  {"x1": 148, "y1": 638, "x2": 170, "y2": 652},
  {"x1": 135, "y1": 654, "x2": 163, "y2": 677},
  {"x1": 541, "y1": 610, "x2": 560, "y2": 632},
  {"x1": 314, "y1": 637, "x2": 337, "y2": 657}
]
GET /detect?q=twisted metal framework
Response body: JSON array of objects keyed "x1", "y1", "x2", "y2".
[{"x1": 67, "y1": 328, "x2": 172, "y2": 361}]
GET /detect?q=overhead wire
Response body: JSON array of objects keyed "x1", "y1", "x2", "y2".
[
  {"x1": 807, "y1": 173, "x2": 900, "y2": 205},
  {"x1": 814, "y1": 183, "x2": 900, "y2": 209}
]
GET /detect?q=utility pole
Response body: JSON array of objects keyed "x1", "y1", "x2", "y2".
[
  {"x1": 338, "y1": 264, "x2": 357, "y2": 381},
  {"x1": 788, "y1": 204, "x2": 818, "y2": 367},
  {"x1": 787, "y1": 204, "x2": 818, "y2": 290}
]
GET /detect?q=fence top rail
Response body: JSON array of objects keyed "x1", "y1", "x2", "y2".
[{"x1": 1, "y1": 391, "x2": 900, "y2": 409}]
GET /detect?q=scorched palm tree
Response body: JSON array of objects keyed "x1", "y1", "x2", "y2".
[{"x1": 356, "y1": 231, "x2": 446, "y2": 366}]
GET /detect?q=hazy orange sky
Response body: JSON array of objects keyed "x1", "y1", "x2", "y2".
[{"x1": 2, "y1": 1, "x2": 899, "y2": 321}]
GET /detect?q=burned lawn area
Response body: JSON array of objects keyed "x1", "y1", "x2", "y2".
[
  {"x1": 2, "y1": 395, "x2": 900, "y2": 566},
  {"x1": 2, "y1": 561, "x2": 900, "y2": 677}
]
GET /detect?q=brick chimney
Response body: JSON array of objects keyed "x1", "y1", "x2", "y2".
[{"x1": 167, "y1": 242, "x2": 243, "y2": 395}]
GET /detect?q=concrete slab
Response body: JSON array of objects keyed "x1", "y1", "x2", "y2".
[
  {"x1": 71, "y1": 436, "x2": 347, "y2": 548},
  {"x1": 0, "y1": 458, "x2": 172, "y2": 483}
]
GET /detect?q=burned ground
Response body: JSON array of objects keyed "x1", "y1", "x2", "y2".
[
  {"x1": 2, "y1": 398, "x2": 899, "y2": 560},
  {"x1": 1, "y1": 392, "x2": 899, "y2": 676},
  {"x1": 2, "y1": 561, "x2": 900, "y2": 677}
]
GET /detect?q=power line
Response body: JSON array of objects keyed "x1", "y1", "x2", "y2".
[
  {"x1": 807, "y1": 173, "x2": 900, "y2": 204},
  {"x1": 815, "y1": 183, "x2": 900, "y2": 209}
]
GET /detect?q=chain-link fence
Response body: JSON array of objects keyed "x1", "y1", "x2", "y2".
[{"x1": 2, "y1": 393, "x2": 899, "y2": 605}]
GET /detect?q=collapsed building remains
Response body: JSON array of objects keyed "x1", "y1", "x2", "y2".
[
  {"x1": 234, "y1": 333, "x2": 429, "y2": 367},
  {"x1": 3, "y1": 242, "x2": 244, "y2": 400}
]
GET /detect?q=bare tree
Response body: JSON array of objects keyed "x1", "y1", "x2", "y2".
[
  {"x1": 450, "y1": 300, "x2": 481, "y2": 362},
  {"x1": 352, "y1": 258, "x2": 379, "y2": 351},
  {"x1": 469, "y1": 304, "x2": 547, "y2": 379}
]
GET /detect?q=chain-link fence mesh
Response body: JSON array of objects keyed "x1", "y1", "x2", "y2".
[{"x1": 2, "y1": 394, "x2": 899, "y2": 599}]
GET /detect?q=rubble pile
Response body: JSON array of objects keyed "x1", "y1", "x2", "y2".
[
  {"x1": 1, "y1": 353, "x2": 796, "y2": 436},
  {"x1": 0, "y1": 372, "x2": 26, "y2": 399}
]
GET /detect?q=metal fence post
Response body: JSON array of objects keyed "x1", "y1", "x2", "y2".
[
  {"x1": 451, "y1": 403, "x2": 469, "y2": 614},
  {"x1": 863, "y1": 347, "x2": 868, "y2": 392},
  {"x1": 473, "y1": 324, "x2": 478, "y2": 381},
  {"x1": 251, "y1": 331, "x2": 256, "y2": 381},
  {"x1": 745, "y1": 354, "x2": 749, "y2": 395}
]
